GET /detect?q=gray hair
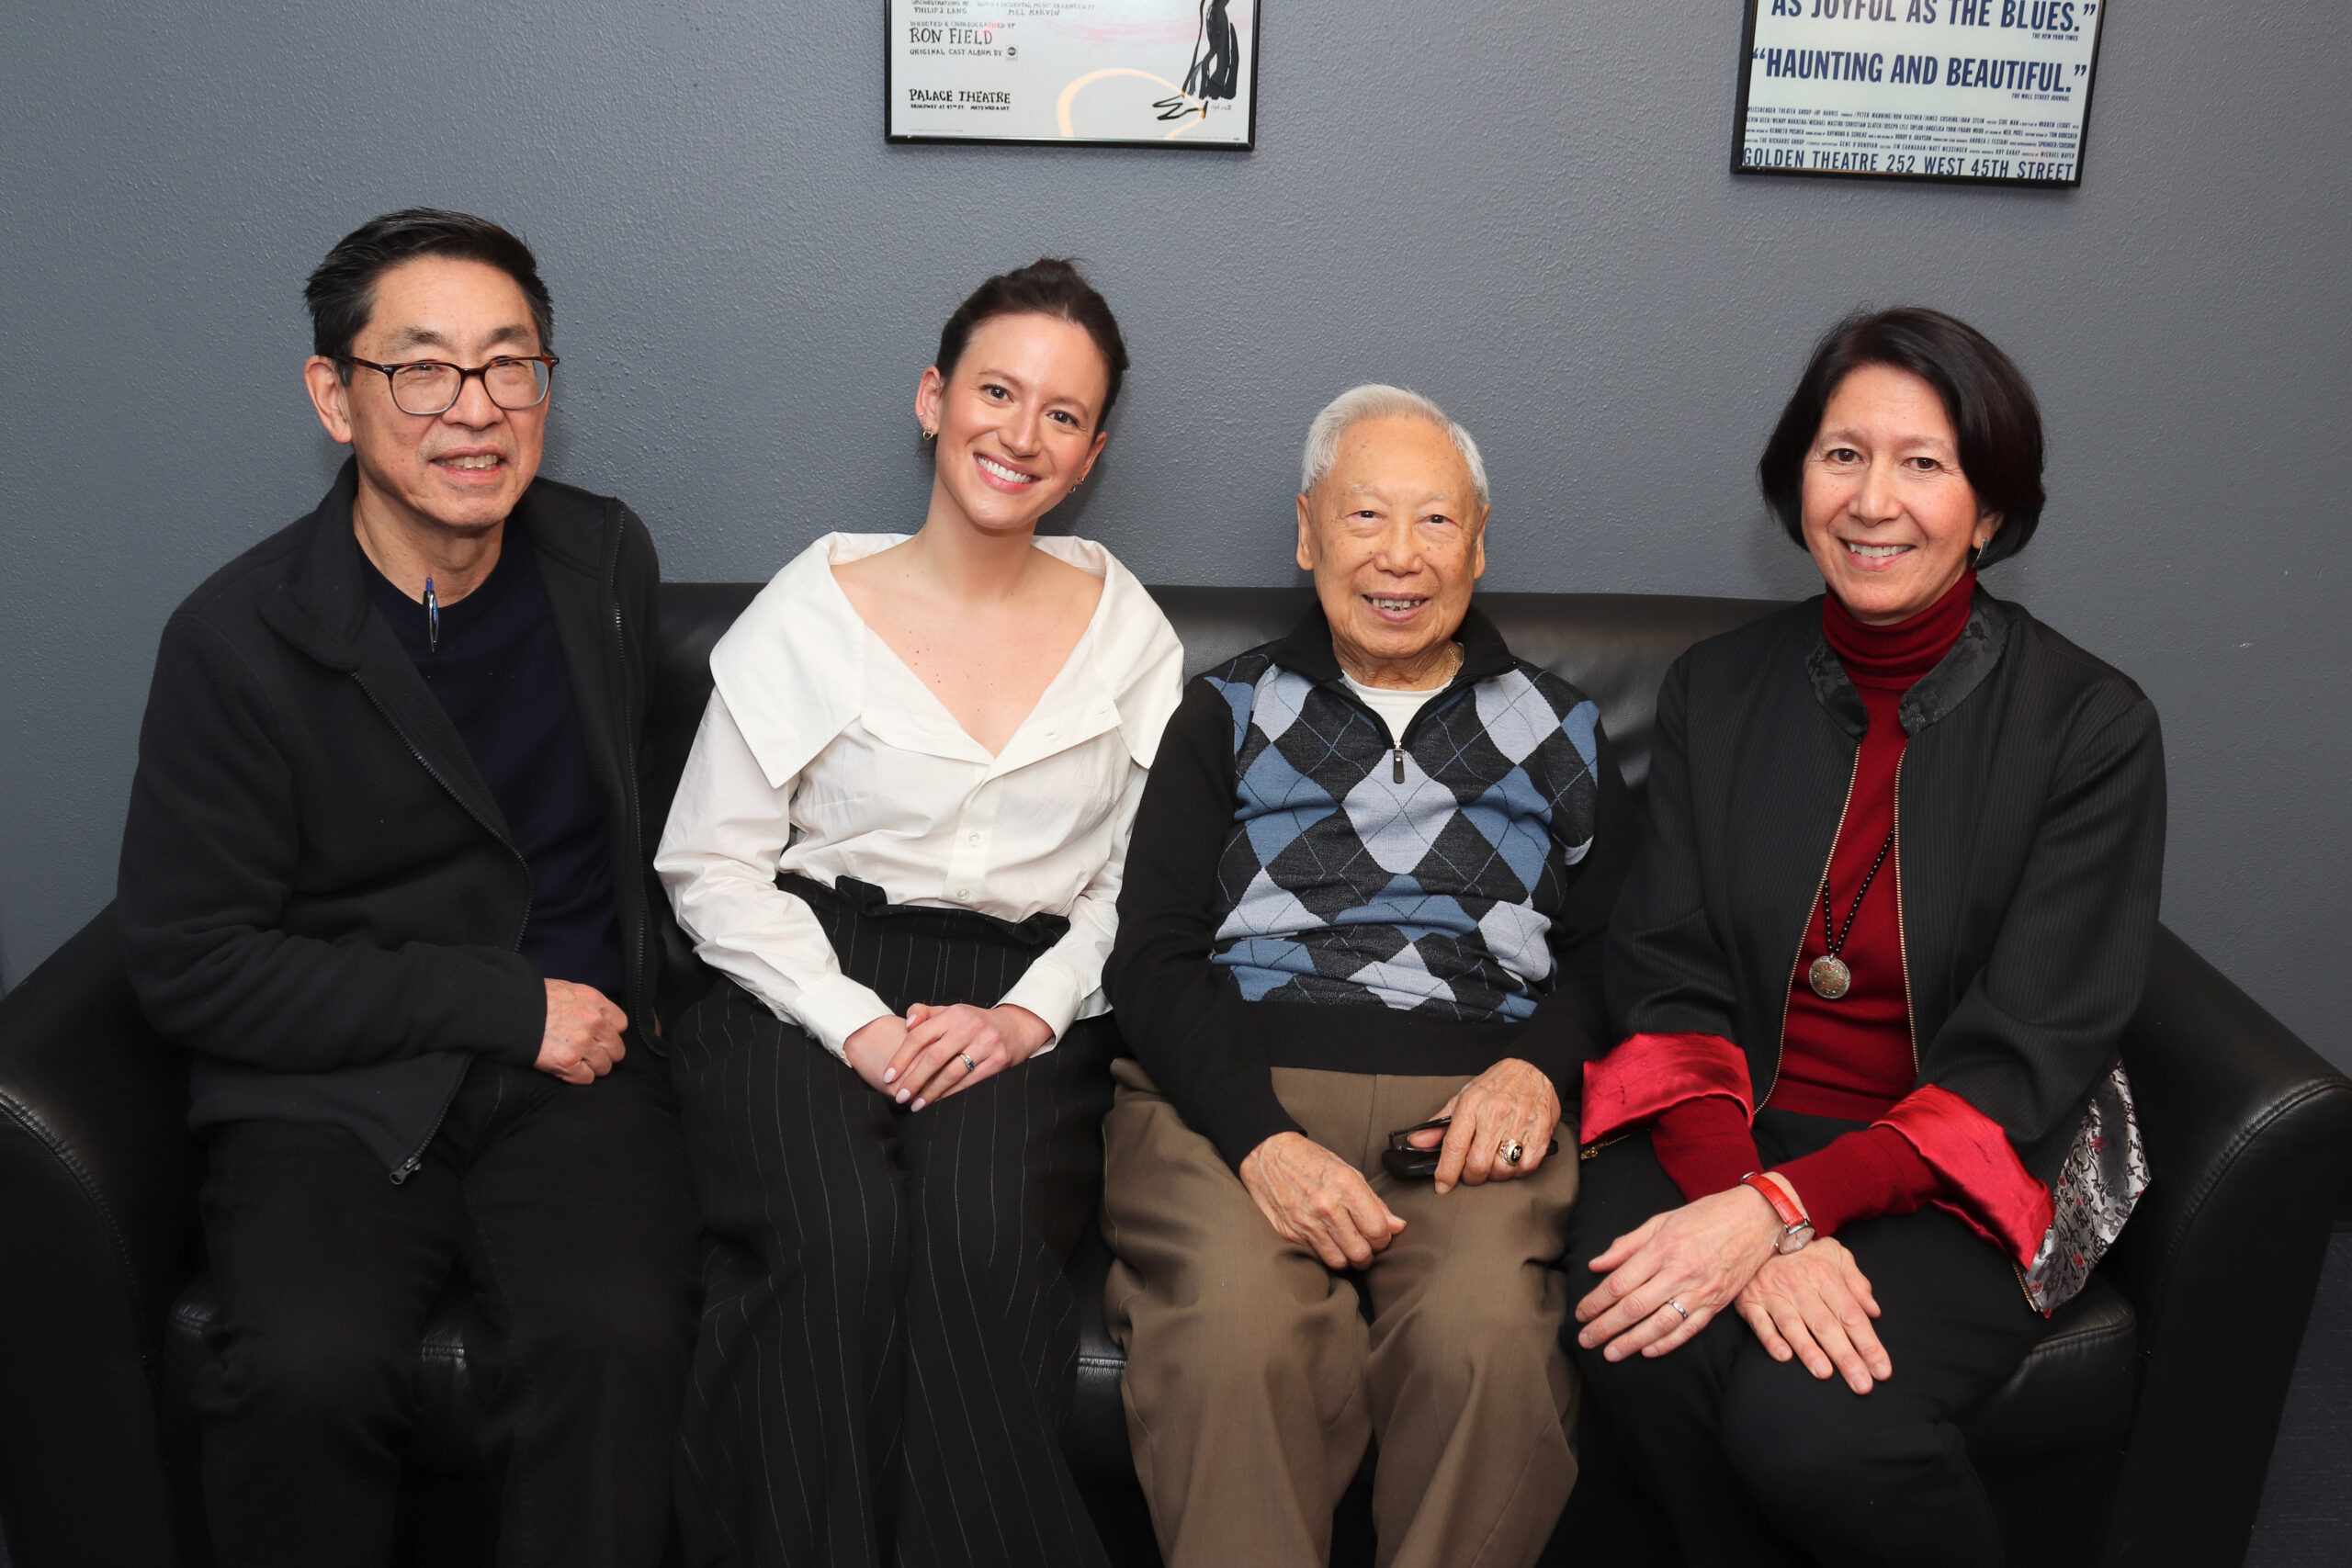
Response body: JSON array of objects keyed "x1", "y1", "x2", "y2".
[{"x1": 1298, "y1": 383, "x2": 1490, "y2": 509}]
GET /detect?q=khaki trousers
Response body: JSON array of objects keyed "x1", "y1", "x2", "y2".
[{"x1": 1101, "y1": 1061, "x2": 1579, "y2": 1568}]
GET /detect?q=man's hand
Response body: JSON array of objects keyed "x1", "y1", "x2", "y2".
[
  {"x1": 1238, "y1": 1132, "x2": 1407, "y2": 1269},
  {"x1": 1734, "y1": 1236, "x2": 1891, "y2": 1394},
  {"x1": 1574, "y1": 1182, "x2": 1783, "y2": 1362},
  {"x1": 1411, "y1": 1056, "x2": 1560, "y2": 1194},
  {"x1": 537, "y1": 979, "x2": 627, "y2": 1084},
  {"x1": 886, "y1": 1003, "x2": 1052, "y2": 1109}
]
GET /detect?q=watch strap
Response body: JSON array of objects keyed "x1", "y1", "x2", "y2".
[{"x1": 1741, "y1": 1170, "x2": 1807, "y2": 1229}]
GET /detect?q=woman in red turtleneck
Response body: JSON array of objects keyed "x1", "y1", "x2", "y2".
[
  {"x1": 1644, "y1": 570, "x2": 1971, "y2": 1228},
  {"x1": 1566, "y1": 309, "x2": 2165, "y2": 1568}
]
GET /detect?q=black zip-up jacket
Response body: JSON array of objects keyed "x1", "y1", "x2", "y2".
[
  {"x1": 1607, "y1": 588, "x2": 2165, "y2": 1186},
  {"x1": 117, "y1": 460, "x2": 667, "y2": 1177}
]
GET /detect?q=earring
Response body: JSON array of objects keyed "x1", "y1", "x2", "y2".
[
  {"x1": 1971, "y1": 537, "x2": 1987, "y2": 568},
  {"x1": 920, "y1": 424, "x2": 936, "y2": 441}
]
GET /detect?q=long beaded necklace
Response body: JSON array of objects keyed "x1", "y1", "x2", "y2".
[{"x1": 1806, "y1": 826, "x2": 1896, "y2": 1000}]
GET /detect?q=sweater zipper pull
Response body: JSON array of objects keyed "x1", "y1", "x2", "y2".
[{"x1": 1393, "y1": 744, "x2": 1405, "y2": 784}]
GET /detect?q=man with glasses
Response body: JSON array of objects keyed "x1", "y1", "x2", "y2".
[{"x1": 116, "y1": 209, "x2": 696, "y2": 1568}]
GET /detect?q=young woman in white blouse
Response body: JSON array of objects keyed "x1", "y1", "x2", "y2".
[{"x1": 656, "y1": 260, "x2": 1182, "y2": 1568}]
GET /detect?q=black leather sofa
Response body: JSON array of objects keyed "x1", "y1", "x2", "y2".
[{"x1": 3, "y1": 582, "x2": 2347, "y2": 1568}]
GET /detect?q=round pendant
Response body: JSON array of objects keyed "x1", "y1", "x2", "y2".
[{"x1": 1807, "y1": 955, "x2": 1852, "y2": 999}]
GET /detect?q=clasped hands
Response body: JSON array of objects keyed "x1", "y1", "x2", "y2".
[
  {"x1": 1573, "y1": 1180, "x2": 1894, "y2": 1394},
  {"x1": 1238, "y1": 1057, "x2": 1559, "y2": 1271},
  {"x1": 843, "y1": 1002, "x2": 1053, "y2": 1109}
]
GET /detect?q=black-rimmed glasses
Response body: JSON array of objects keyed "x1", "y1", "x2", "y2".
[{"x1": 338, "y1": 354, "x2": 559, "y2": 416}]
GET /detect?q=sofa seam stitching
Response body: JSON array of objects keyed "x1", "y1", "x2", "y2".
[
  {"x1": 0, "y1": 1087, "x2": 158, "y2": 1367},
  {"x1": 2134, "y1": 1078, "x2": 2350, "y2": 1352}
]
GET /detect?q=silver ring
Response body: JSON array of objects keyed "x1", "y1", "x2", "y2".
[
  {"x1": 1498, "y1": 1138, "x2": 1525, "y2": 1167},
  {"x1": 958, "y1": 1054, "x2": 978, "y2": 1072},
  {"x1": 1666, "y1": 1299, "x2": 1690, "y2": 1322}
]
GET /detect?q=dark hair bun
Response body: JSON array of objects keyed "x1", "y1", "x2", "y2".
[{"x1": 934, "y1": 258, "x2": 1129, "y2": 427}]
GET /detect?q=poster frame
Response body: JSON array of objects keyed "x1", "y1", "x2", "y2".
[
  {"x1": 1728, "y1": 0, "x2": 2106, "y2": 190},
  {"x1": 884, "y1": 1, "x2": 1261, "y2": 151}
]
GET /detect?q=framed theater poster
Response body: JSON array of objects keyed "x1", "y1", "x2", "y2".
[
  {"x1": 1733, "y1": 0, "x2": 2107, "y2": 187},
  {"x1": 887, "y1": 1, "x2": 1258, "y2": 148}
]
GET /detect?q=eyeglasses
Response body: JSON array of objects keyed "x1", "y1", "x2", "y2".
[{"x1": 337, "y1": 354, "x2": 559, "y2": 416}]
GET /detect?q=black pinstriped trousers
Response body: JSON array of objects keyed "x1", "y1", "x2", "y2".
[{"x1": 670, "y1": 879, "x2": 1116, "y2": 1568}]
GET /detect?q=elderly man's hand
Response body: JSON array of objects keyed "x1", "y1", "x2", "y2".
[
  {"x1": 1239, "y1": 1132, "x2": 1408, "y2": 1269},
  {"x1": 1409, "y1": 1056, "x2": 1559, "y2": 1194}
]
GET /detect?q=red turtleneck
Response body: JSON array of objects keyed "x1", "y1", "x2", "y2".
[{"x1": 1648, "y1": 572, "x2": 1976, "y2": 1235}]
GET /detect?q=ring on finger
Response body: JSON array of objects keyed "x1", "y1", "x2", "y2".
[
  {"x1": 1498, "y1": 1137, "x2": 1524, "y2": 1167},
  {"x1": 1665, "y1": 1299, "x2": 1690, "y2": 1322}
]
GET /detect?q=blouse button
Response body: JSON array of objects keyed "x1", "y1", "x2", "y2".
[
  {"x1": 956, "y1": 886, "x2": 973, "y2": 900},
  {"x1": 967, "y1": 832, "x2": 982, "y2": 846}
]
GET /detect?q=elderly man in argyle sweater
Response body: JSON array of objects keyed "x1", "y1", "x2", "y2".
[{"x1": 1102, "y1": 385, "x2": 1633, "y2": 1568}]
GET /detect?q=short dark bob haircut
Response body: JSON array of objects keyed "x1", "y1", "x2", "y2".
[
  {"x1": 304, "y1": 209, "x2": 554, "y2": 374},
  {"x1": 935, "y1": 258, "x2": 1129, "y2": 429},
  {"x1": 1758, "y1": 307, "x2": 2044, "y2": 569}
]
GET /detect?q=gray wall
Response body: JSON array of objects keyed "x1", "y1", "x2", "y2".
[{"x1": 3, "y1": 1, "x2": 2346, "y2": 1069}]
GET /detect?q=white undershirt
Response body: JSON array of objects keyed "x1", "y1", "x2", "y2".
[{"x1": 1343, "y1": 673, "x2": 1449, "y2": 743}]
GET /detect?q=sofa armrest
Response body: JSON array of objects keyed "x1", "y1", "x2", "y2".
[
  {"x1": 2098, "y1": 923, "x2": 2352, "y2": 1567},
  {"x1": 0, "y1": 906, "x2": 201, "y2": 1566}
]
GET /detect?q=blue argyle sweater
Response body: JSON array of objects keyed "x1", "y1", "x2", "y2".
[
  {"x1": 1107, "y1": 604, "x2": 1627, "y2": 1168},
  {"x1": 1204, "y1": 649, "x2": 1601, "y2": 1022}
]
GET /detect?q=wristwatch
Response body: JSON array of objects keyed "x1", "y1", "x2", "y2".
[{"x1": 1741, "y1": 1171, "x2": 1815, "y2": 1256}]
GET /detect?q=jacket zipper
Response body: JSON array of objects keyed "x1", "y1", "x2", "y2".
[
  {"x1": 1331, "y1": 676, "x2": 1465, "y2": 782},
  {"x1": 389, "y1": 1077, "x2": 462, "y2": 1186},
  {"x1": 605, "y1": 517, "x2": 650, "y2": 1024},
  {"x1": 354, "y1": 678, "x2": 533, "y2": 1183},
  {"x1": 1767, "y1": 748, "x2": 1862, "y2": 1109},
  {"x1": 1893, "y1": 750, "x2": 1920, "y2": 1077}
]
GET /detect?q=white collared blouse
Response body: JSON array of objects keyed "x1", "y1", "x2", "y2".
[{"x1": 655, "y1": 532, "x2": 1184, "y2": 1059}]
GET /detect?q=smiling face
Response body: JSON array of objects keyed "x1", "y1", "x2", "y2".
[
  {"x1": 301, "y1": 256, "x2": 547, "y2": 542},
  {"x1": 916, "y1": 311, "x2": 1110, "y2": 540},
  {"x1": 1295, "y1": 414, "x2": 1488, "y2": 686},
  {"x1": 1801, "y1": 363, "x2": 2000, "y2": 626}
]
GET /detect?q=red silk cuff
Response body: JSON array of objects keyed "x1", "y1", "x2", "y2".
[
  {"x1": 1581, "y1": 1032, "x2": 1754, "y2": 1146},
  {"x1": 1875, "y1": 1084, "x2": 2054, "y2": 1269}
]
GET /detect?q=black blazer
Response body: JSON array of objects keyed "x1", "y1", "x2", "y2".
[
  {"x1": 116, "y1": 459, "x2": 666, "y2": 1175},
  {"x1": 1606, "y1": 589, "x2": 2165, "y2": 1183}
]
